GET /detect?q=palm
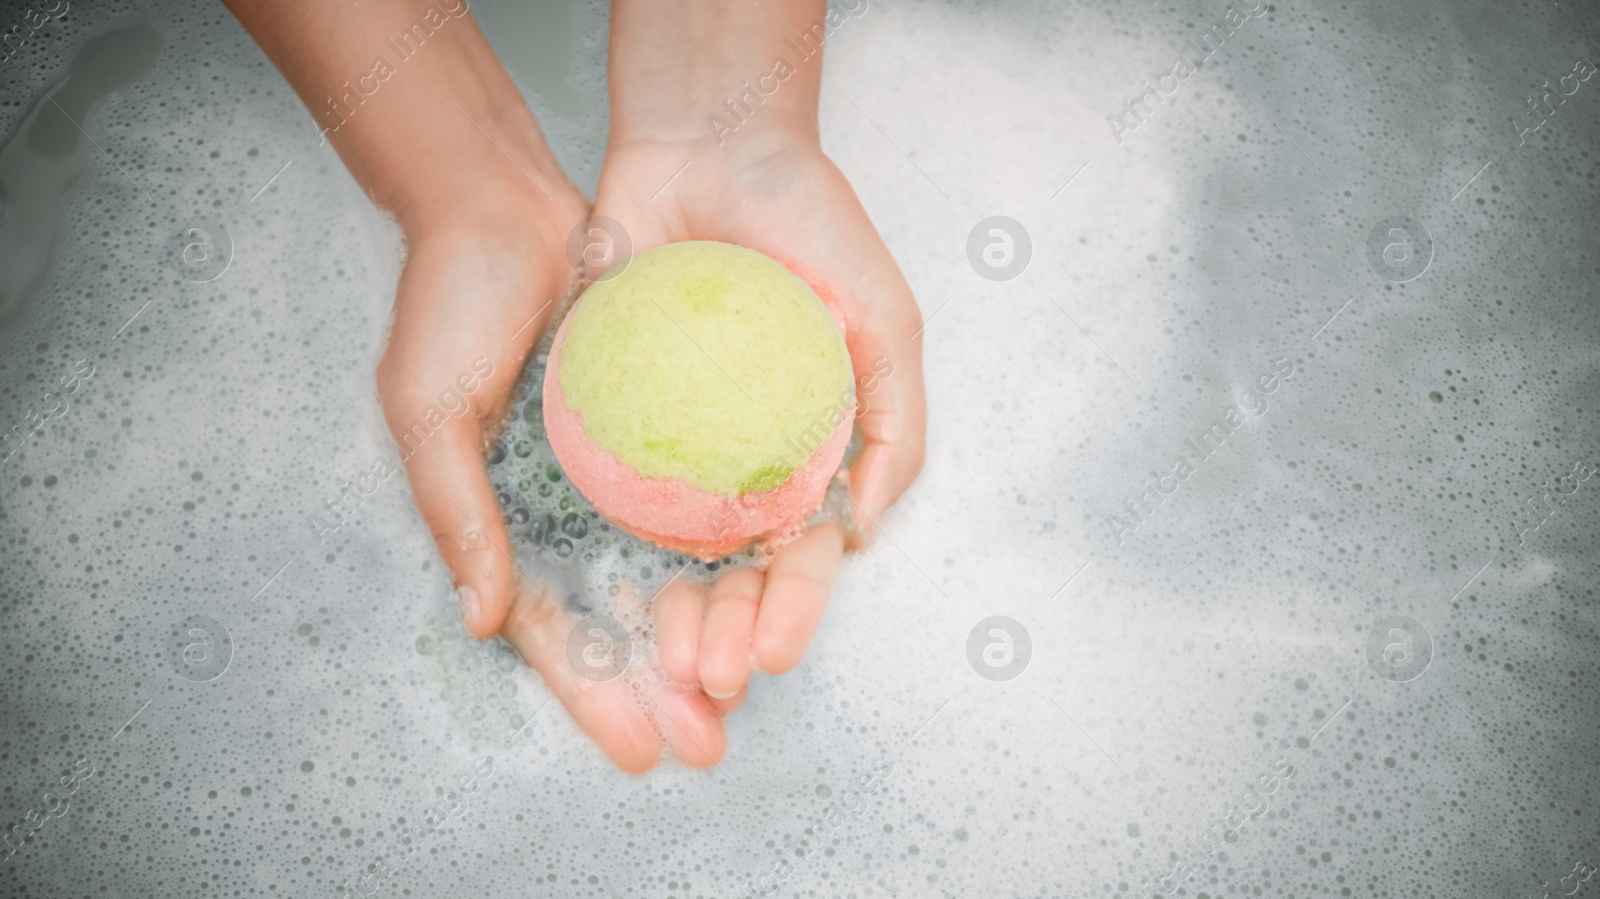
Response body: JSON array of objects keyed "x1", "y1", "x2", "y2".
[{"x1": 591, "y1": 141, "x2": 927, "y2": 701}]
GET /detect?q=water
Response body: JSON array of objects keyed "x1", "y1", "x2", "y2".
[
  {"x1": 2, "y1": 0, "x2": 1599, "y2": 896},
  {"x1": 0, "y1": 23, "x2": 161, "y2": 324}
]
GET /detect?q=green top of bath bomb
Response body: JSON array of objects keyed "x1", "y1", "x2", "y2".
[{"x1": 557, "y1": 241, "x2": 853, "y2": 496}]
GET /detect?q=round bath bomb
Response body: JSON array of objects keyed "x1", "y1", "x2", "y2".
[{"x1": 544, "y1": 241, "x2": 855, "y2": 560}]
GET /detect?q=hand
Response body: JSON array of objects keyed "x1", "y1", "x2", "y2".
[
  {"x1": 375, "y1": 178, "x2": 582, "y2": 641},
  {"x1": 378, "y1": 178, "x2": 734, "y2": 772},
  {"x1": 220, "y1": 0, "x2": 739, "y2": 771},
  {"x1": 590, "y1": 136, "x2": 928, "y2": 700},
  {"x1": 594, "y1": 0, "x2": 929, "y2": 705},
  {"x1": 214, "y1": 0, "x2": 584, "y2": 639}
]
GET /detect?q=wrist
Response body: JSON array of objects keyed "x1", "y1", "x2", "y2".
[
  {"x1": 606, "y1": 0, "x2": 831, "y2": 151},
  {"x1": 396, "y1": 173, "x2": 586, "y2": 286},
  {"x1": 354, "y1": 71, "x2": 586, "y2": 242},
  {"x1": 341, "y1": 76, "x2": 575, "y2": 230},
  {"x1": 385, "y1": 147, "x2": 579, "y2": 239},
  {"x1": 606, "y1": 85, "x2": 820, "y2": 153},
  {"x1": 605, "y1": 125, "x2": 824, "y2": 189}
]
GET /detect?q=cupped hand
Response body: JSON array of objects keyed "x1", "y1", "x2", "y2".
[
  {"x1": 590, "y1": 135, "x2": 928, "y2": 701},
  {"x1": 376, "y1": 177, "x2": 733, "y2": 771},
  {"x1": 377, "y1": 178, "x2": 583, "y2": 641}
]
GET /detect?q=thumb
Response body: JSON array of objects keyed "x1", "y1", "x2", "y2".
[{"x1": 397, "y1": 420, "x2": 515, "y2": 639}]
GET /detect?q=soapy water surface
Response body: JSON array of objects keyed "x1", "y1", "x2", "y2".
[{"x1": 2, "y1": 0, "x2": 1600, "y2": 896}]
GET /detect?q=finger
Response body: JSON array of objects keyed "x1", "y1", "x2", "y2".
[
  {"x1": 560, "y1": 679, "x2": 666, "y2": 775},
  {"x1": 752, "y1": 523, "x2": 844, "y2": 676},
  {"x1": 706, "y1": 684, "x2": 746, "y2": 717},
  {"x1": 395, "y1": 420, "x2": 515, "y2": 640},
  {"x1": 698, "y1": 568, "x2": 764, "y2": 699},
  {"x1": 844, "y1": 301, "x2": 926, "y2": 540},
  {"x1": 652, "y1": 576, "x2": 706, "y2": 687},
  {"x1": 499, "y1": 577, "x2": 665, "y2": 774},
  {"x1": 619, "y1": 576, "x2": 729, "y2": 766},
  {"x1": 647, "y1": 686, "x2": 728, "y2": 769},
  {"x1": 652, "y1": 578, "x2": 741, "y2": 725},
  {"x1": 824, "y1": 237, "x2": 926, "y2": 548}
]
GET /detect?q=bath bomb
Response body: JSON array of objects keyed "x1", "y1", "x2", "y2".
[{"x1": 544, "y1": 240, "x2": 855, "y2": 560}]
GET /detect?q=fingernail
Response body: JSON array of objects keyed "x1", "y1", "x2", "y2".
[
  {"x1": 457, "y1": 584, "x2": 481, "y2": 629},
  {"x1": 706, "y1": 688, "x2": 739, "y2": 700}
]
